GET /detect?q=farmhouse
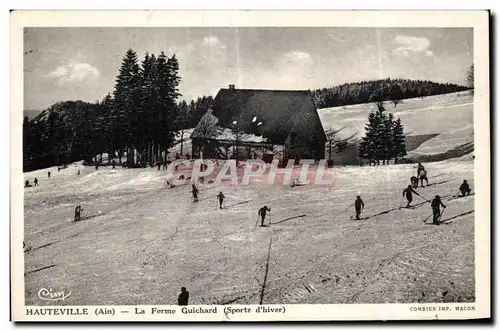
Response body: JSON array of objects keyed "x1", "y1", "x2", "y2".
[{"x1": 190, "y1": 86, "x2": 326, "y2": 162}]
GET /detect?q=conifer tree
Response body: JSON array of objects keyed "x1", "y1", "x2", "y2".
[
  {"x1": 113, "y1": 49, "x2": 141, "y2": 166},
  {"x1": 392, "y1": 117, "x2": 407, "y2": 162},
  {"x1": 358, "y1": 112, "x2": 380, "y2": 163}
]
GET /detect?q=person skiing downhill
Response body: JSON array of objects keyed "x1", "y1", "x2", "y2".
[
  {"x1": 417, "y1": 162, "x2": 425, "y2": 177},
  {"x1": 191, "y1": 184, "x2": 199, "y2": 203},
  {"x1": 419, "y1": 168, "x2": 429, "y2": 187},
  {"x1": 258, "y1": 206, "x2": 271, "y2": 227},
  {"x1": 402, "y1": 185, "x2": 419, "y2": 208},
  {"x1": 430, "y1": 195, "x2": 446, "y2": 225},
  {"x1": 354, "y1": 196, "x2": 365, "y2": 220},
  {"x1": 74, "y1": 205, "x2": 82, "y2": 222},
  {"x1": 34, "y1": 178, "x2": 39, "y2": 186},
  {"x1": 459, "y1": 180, "x2": 472, "y2": 197},
  {"x1": 216, "y1": 191, "x2": 225, "y2": 209}
]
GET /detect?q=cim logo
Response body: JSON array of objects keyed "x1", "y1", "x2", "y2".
[{"x1": 38, "y1": 288, "x2": 71, "y2": 302}]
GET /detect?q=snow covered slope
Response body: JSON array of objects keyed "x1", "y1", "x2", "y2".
[
  {"x1": 318, "y1": 91, "x2": 474, "y2": 163},
  {"x1": 23, "y1": 156, "x2": 474, "y2": 305}
]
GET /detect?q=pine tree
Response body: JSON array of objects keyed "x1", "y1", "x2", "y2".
[
  {"x1": 176, "y1": 100, "x2": 190, "y2": 156},
  {"x1": 154, "y1": 52, "x2": 182, "y2": 160},
  {"x1": 98, "y1": 94, "x2": 114, "y2": 163},
  {"x1": 113, "y1": 49, "x2": 141, "y2": 166},
  {"x1": 392, "y1": 117, "x2": 407, "y2": 162},
  {"x1": 358, "y1": 112, "x2": 380, "y2": 164},
  {"x1": 373, "y1": 102, "x2": 387, "y2": 165},
  {"x1": 382, "y1": 112, "x2": 394, "y2": 164},
  {"x1": 390, "y1": 84, "x2": 402, "y2": 107}
]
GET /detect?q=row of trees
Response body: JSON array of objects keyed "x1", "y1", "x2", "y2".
[
  {"x1": 23, "y1": 49, "x2": 186, "y2": 171},
  {"x1": 311, "y1": 78, "x2": 470, "y2": 109},
  {"x1": 23, "y1": 58, "x2": 473, "y2": 171},
  {"x1": 358, "y1": 101, "x2": 407, "y2": 165}
]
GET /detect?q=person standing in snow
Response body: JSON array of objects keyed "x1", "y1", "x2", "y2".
[
  {"x1": 354, "y1": 196, "x2": 365, "y2": 220},
  {"x1": 74, "y1": 205, "x2": 81, "y2": 222},
  {"x1": 48, "y1": 171, "x2": 51, "y2": 179},
  {"x1": 178, "y1": 287, "x2": 189, "y2": 306},
  {"x1": 216, "y1": 191, "x2": 225, "y2": 209},
  {"x1": 191, "y1": 184, "x2": 199, "y2": 203},
  {"x1": 417, "y1": 162, "x2": 425, "y2": 177},
  {"x1": 431, "y1": 195, "x2": 446, "y2": 225},
  {"x1": 419, "y1": 168, "x2": 429, "y2": 187},
  {"x1": 34, "y1": 178, "x2": 39, "y2": 186},
  {"x1": 258, "y1": 206, "x2": 271, "y2": 227},
  {"x1": 459, "y1": 180, "x2": 472, "y2": 197},
  {"x1": 402, "y1": 185, "x2": 420, "y2": 208}
]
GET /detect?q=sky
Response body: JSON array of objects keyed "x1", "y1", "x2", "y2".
[{"x1": 24, "y1": 27, "x2": 473, "y2": 110}]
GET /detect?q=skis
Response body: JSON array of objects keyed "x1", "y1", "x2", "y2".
[
  {"x1": 351, "y1": 216, "x2": 369, "y2": 221},
  {"x1": 422, "y1": 209, "x2": 445, "y2": 225}
]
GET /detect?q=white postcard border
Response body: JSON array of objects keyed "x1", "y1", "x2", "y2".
[{"x1": 10, "y1": 10, "x2": 490, "y2": 321}]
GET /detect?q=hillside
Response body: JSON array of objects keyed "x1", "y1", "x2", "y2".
[
  {"x1": 312, "y1": 78, "x2": 469, "y2": 109},
  {"x1": 318, "y1": 91, "x2": 474, "y2": 164},
  {"x1": 23, "y1": 156, "x2": 474, "y2": 305}
]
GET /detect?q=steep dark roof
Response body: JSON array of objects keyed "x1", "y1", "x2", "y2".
[{"x1": 202, "y1": 88, "x2": 326, "y2": 145}]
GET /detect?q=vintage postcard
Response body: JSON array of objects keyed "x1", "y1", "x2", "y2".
[{"x1": 11, "y1": 10, "x2": 490, "y2": 321}]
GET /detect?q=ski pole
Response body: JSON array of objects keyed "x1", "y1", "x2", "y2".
[
  {"x1": 398, "y1": 196, "x2": 405, "y2": 209},
  {"x1": 437, "y1": 208, "x2": 446, "y2": 224},
  {"x1": 422, "y1": 212, "x2": 433, "y2": 223},
  {"x1": 255, "y1": 215, "x2": 260, "y2": 228},
  {"x1": 417, "y1": 193, "x2": 430, "y2": 202}
]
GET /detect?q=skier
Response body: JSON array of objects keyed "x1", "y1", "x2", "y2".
[
  {"x1": 410, "y1": 176, "x2": 419, "y2": 189},
  {"x1": 34, "y1": 178, "x2": 39, "y2": 186},
  {"x1": 48, "y1": 171, "x2": 51, "y2": 179},
  {"x1": 431, "y1": 195, "x2": 446, "y2": 225},
  {"x1": 74, "y1": 205, "x2": 81, "y2": 222},
  {"x1": 459, "y1": 180, "x2": 472, "y2": 197},
  {"x1": 178, "y1": 287, "x2": 189, "y2": 306},
  {"x1": 418, "y1": 166, "x2": 428, "y2": 187},
  {"x1": 77, "y1": 169, "x2": 80, "y2": 176},
  {"x1": 216, "y1": 191, "x2": 225, "y2": 209},
  {"x1": 402, "y1": 185, "x2": 419, "y2": 208},
  {"x1": 191, "y1": 184, "x2": 199, "y2": 203},
  {"x1": 354, "y1": 196, "x2": 365, "y2": 220},
  {"x1": 258, "y1": 206, "x2": 271, "y2": 227},
  {"x1": 417, "y1": 162, "x2": 425, "y2": 177},
  {"x1": 24, "y1": 180, "x2": 31, "y2": 188}
]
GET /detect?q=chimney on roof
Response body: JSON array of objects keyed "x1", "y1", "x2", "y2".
[{"x1": 228, "y1": 84, "x2": 235, "y2": 89}]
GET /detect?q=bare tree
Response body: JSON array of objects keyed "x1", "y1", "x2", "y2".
[
  {"x1": 191, "y1": 108, "x2": 221, "y2": 158},
  {"x1": 325, "y1": 126, "x2": 358, "y2": 166}
]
